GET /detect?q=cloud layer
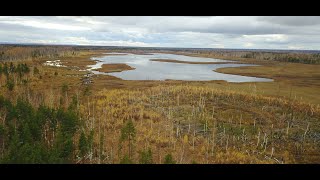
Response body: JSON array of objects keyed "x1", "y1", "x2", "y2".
[{"x1": 0, "y1": 16, "x2": 319, "y2": 50}]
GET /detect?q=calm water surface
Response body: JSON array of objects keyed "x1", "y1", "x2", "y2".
[{"x1": 89, "y1": 53, "x2": 273, "y2": 82}]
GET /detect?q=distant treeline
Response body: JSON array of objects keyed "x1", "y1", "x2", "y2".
[
  {"x1": 244, "y1": 52, "x2": 320, "y2": 64},
  {"x1": 1, "y1": 44, "x2": 320, "y2": 64},
  {"x1": 189, "y1": 50, "x2": 320, "y2": 64},
  {"x1": 0, "y1": 45, "x2": 82, "y2": 61},
  {"x1": 97, "y1": 46, "x2": 320, "y2": 64}
]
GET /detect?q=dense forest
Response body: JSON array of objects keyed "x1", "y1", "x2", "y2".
[
  {"x1": 0, "y1": 62, "x2": 90, "y2": 163},
  {"x1": 0, "y1": 95, "x2": 84, "y2": 163}
]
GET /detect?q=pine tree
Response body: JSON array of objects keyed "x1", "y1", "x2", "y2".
[
  {"x1": 3, "y1": 63, "x2": 8, "y2": 77},
  {"x1": 9, "y1": 62, "x2": 15, "y2": 73},
  {"x1": 120, "y1": 154, "x2": 133, "y2": 164},
  {"x1": 0, "y1": 64, "x2": 3, "y2": 75},
  {"x1": 164, "y1": 153, "x2": 176, "y2": 164},
  {"x1": 33, "y1": 66, "x2": 39, "y2": 75},
  {"x1": 6, "y1": 78, "x2": 14, "y2": 91},
  {"x1": 54, "y1": 130, "x2": 74, "y2": 163},
  {"x1": 79, "y1": 131, "x2": 88, "y2": 157},
  {"x1": 120, "y1": 119, "x2": 136, "y2": 159},
  {"x1": 139, "y1": 148, "x2": 153, "y2": 164}
]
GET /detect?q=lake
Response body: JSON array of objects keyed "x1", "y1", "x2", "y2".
[{"x1": 89, "y1": 53, "x2": 273, "y2": 82}]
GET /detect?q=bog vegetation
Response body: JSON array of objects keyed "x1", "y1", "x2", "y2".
[
  {"x1": 81, "y1": 85, "x2": 320, "y2": 164},
  {"x1": 0, "y1": 45, "x2": 319, "y2": 164}
]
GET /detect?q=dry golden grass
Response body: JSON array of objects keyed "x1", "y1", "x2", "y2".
[
  {"x1": 93, "y1": 64, "x2": 135, "y2": 73},
  {"x1": 214, "y1": 63, "x2": 320, "y2": 105}
]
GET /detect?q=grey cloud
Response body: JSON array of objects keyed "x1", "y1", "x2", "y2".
[
  {"x1": 0, "y1": 16, "x2": 319, "y2": 50},
  {"x1": 257, "y1": 16, "x2": 320, "y2": 26}
]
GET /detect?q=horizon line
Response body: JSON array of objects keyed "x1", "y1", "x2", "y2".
[{"x1": 0, "y1": 42, "x2": 319, "y2": 52}]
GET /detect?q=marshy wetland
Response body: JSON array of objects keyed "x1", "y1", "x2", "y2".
[{"x1": 0, "y1": 45, "x2": 319, "y2": 164}]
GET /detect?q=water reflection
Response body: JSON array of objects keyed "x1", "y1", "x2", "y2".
[{"x1": 89, "y1": 53, "x2": 273, "y2": 82}]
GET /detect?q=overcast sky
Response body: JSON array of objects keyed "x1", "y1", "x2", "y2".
[{"x1": 0, "y1": 16, "x2": 320, "y2": 50}]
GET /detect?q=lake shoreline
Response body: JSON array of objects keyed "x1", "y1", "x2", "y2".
[
  {"x1": 150, "y1": 59, "x2": 241, "y2": 64},
  {"x1": 40, "y1": 50, "x2": 319, "y2": 105},
  {"x1": 88, "y1": 53, "x2": 272, "y2": 82}
]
